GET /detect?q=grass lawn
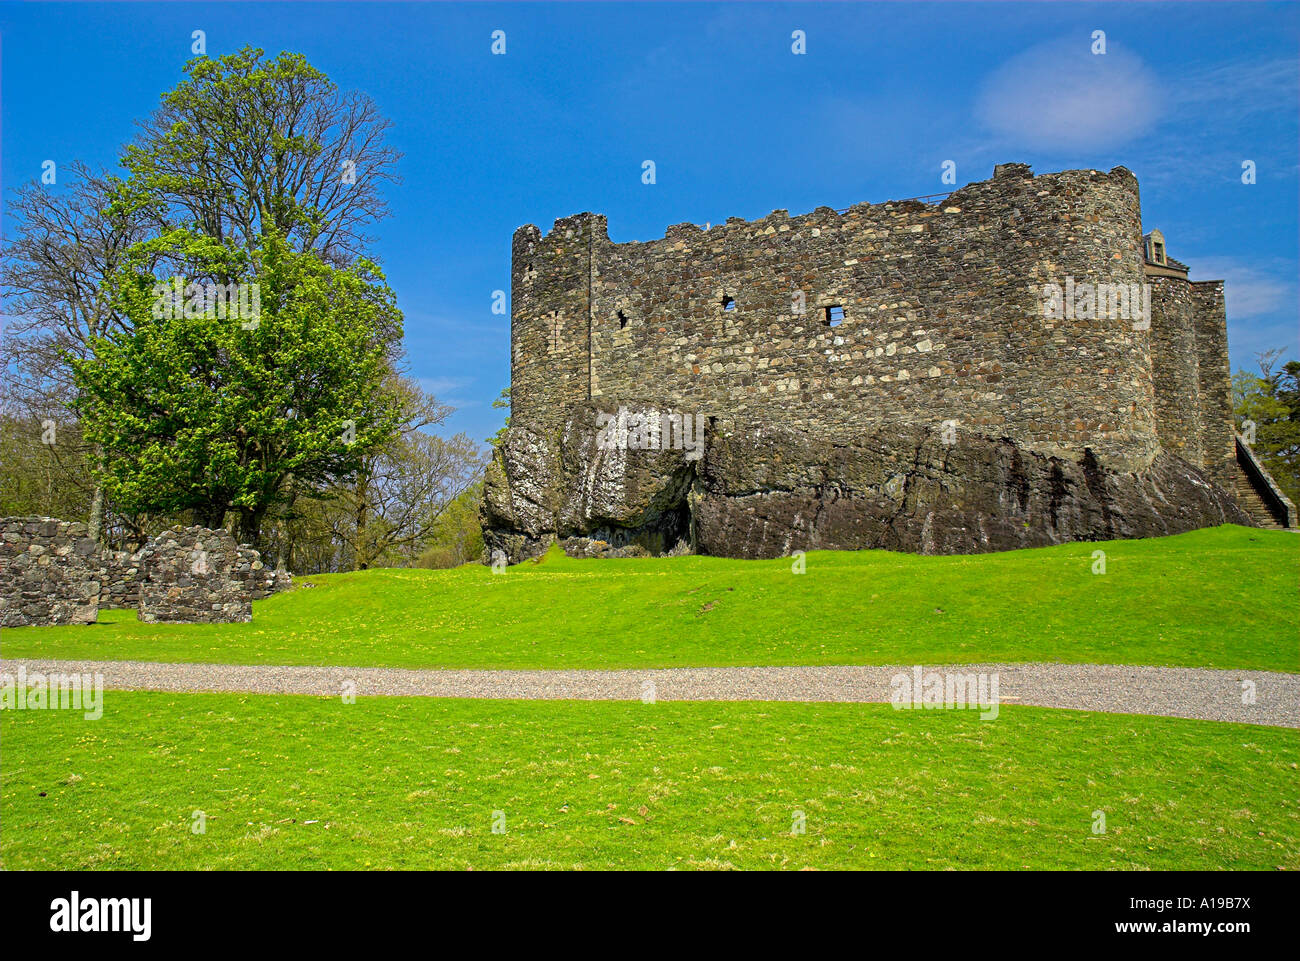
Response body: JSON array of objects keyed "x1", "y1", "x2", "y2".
[
  {"x1": 1, "y1": 524, "x2": 1296, "y2": 672},
  {"x1": 2, "y1": 690, "x2": 1296, "y2": 870}
]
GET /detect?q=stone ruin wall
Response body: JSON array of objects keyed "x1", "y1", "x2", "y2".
[
  {"x1": 511, "y1": 164, "x2": 1189, "y2": 473},
  {"x1": 0, "y1": 517, "x2": 291, "y2": 627},
  {"x1": 98, "y1": 541, "x2": 288, "y2": 611},
  {"x1": 137, "y1": 526, "x2": 253, "y2": 624},
  {"x1": 98, "y1": 549, "x2": 144, "y2": 610},
  {"x1": 0, "y1": 517, "x2": 101, "y2": 627}
]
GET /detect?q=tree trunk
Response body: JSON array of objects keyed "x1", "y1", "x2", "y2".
[
  {"x1": 196, "y1": 505, "x2": 226, "y2": 531},
  {"x1": 88, "y1": 484, "x2": 105, "y2": 546},
  {"x1": 87, "y1": 443, "x2": 106, "y2": 546},
  {"x1": 353, "y1": 466, "x2": 371, "y2": 571},
  {"x1": 237, "y1": 506, "x2": 266, "y2": 550}
]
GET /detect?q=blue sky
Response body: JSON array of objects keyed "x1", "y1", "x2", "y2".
[{"x1": 2, "y1": 1, "x2": 1297, "y2": 444}]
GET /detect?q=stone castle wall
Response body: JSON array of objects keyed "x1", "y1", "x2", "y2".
[
  {"x1": 1148, "y1": 276, "x2": 1234, "y2": 487},
  {"x1": 511, "y1": 164, "x2": 1164, "y2": 471},
  {"x1": 1190, "y1": 280, "x2": 1235, "y2": 487},
  {"x1": 486, "y1": 162, "x2": 1253, "y2": 560}
]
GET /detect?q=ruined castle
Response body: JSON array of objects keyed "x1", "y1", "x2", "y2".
[{"x1": 482, "y1": 163, "x2": 1295, "y2": 562}]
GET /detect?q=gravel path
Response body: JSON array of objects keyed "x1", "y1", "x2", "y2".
[{"x1": 3, "y1": 658, "x2": 1296, "y2": 728}]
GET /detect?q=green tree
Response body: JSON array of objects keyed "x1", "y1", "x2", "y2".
[
  {"x1": 488, "y1": 387, "x2": 510, "y2": 447},
  {"x1": 292, "y1": 377, "x2": 484, "y2": 571},
  {"x1": 1232, "y1": 349, "x2": 1300, "y2": 506},
  {"x1": 71, "y1": 232, "x2": 405, "y2": 548},
  {"x1": 115, "y1": 46, "x2": 400, "y2": 266},
  {"x1": 417, "y1": 481, "x2": 487, "y2": 569}
]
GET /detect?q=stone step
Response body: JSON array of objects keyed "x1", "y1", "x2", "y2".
[{"x1": 1231, "y1": 466, "x2": 1285, "y2": 529}]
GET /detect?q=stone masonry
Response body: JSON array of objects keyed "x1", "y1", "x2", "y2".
[
  {"x1": 137, "y1": 526, "x2": 255, "y2": 624},
  {"x1": 484, "y1": 163, "x2": 1269, "y2": 561},
  {"x1": 99, "y1": 542, "x2": 289, "y2": 610},
  {"x1": 1, "y1": 518, "x2": 291, "y2": 626},
  {"x1": 0, "y1": 517, "x2": 101, "y2": 626}
]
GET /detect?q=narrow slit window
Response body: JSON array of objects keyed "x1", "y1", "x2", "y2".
[
  {"x1": 617, "y1": 310, "x2": 628, "y2": 329},
  {"x1": 721, "y1": 296, "x2": 736, "y2": 312},
  {"x1": 826, "y1": 305, "x2": 845, "y2": 327}
]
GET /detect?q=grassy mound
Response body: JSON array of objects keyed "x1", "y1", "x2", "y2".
[{"x1": 2, "y1": 525, "x2": 1295, "y2": 672}]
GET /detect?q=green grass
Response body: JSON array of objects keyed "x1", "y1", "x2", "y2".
[
  {"x1": 2, "y1": 690, "x2": 1296, "y2": 870},
  {"x1": 2, "y1": 525, "x2": 1296, "y2": 672}
]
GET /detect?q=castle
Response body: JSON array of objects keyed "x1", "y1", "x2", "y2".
[{"x1": 482, "y1": 163, "x2": 1295, "y2": 562}]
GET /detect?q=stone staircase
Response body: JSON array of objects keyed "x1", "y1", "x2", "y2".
[{"x1": 1233, "y1": 435, "x2": 1297, "y2": 530}]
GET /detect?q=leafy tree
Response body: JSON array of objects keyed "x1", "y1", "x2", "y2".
[
  {"x1": 417, "y1": 481, "x2": 487, "y2": 569},
  {"x1": 293, "y1": 378, "x2": 484, "y2": 570},
  {"x1": 114, "y1": 46, "x2": 399, "y2": 267},
  {"x1": 1233, "y1": 349, "x2": 1300, "y2": 506},
  {"x1": 488, "y1": 387, "x2": 510, "y2": 447},
  {"x1": 71, "y1": 232, "x2": 405, "y2": 547},
  {"x1": 0, "y1": 414, "x2": 95, "y2": 521}
]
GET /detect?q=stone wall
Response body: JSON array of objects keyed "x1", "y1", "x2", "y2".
[
  {"x1": 236, "y1": 545, "x2": 293, "y2": 600},
  {"x1": 1190, "y1": 280, "x2": 1235, "y2": 487},
  {"x1": 1149, "y1": 275, "x2": 1205, "y2": 468},
  {"x1": 98, "y1": 543, "x2": 289, "y2": 610},
  {"x1": 1148, "y1": 275, "x2": 1235, "y2": 488},
  {"x1": 0, "y1": 517, "x2": 100, "y2": 626},
  {"x1": 511, "y1": 163, "x2": 1157, "y2": 472},
  {"x1": 98, "y1": 548, "x2": 144, "y2": 610},
  {"x1": 137, "y1": 526, "x2": 254, "y2": 624},
  {"x1": 2, "y1": 518, "x2": 291, "y2": 626}
]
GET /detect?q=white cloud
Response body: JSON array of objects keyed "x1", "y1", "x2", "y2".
[
  {"x1": 1168, "y1": 57, "x2": 1299, "y2": 117},
  {"x1": 974, "y1": 38, "x2": 1164, "y2": 152},
  {"x1": 1192, "y1": 258, "x2": 1295, "y2": 319}
]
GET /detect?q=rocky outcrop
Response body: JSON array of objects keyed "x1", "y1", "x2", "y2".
[
  {"x1": 483, "y1": 403, "x2": 696, "y2": 562},
  {"x1": 561, "y1": 537, "x2": 652, "y2": 559},
  {"x1": 0, "y1": 517, "x2": 101, "y2": 626},
  {"x1": 481, "y1": 403, "x2": 1252, "y2": 563},
  {"x1": 696, "y1": 421, "x2": 1250, "y2": 558}
]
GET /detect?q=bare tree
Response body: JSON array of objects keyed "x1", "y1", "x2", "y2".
[
  {"x1": 120, "y1": 47, "x2": 401, "y2": 267},
  {"x1": 1, "y1": 162, "x2": 152, "y2": 539},
  {"x1": 286, "y1": 377, "x2": 483, "y2": 571}
]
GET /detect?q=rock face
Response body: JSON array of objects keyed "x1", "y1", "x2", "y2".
[
  {"x1": 137, "y1": 526, "x2": 254, "y2": 624},
  {"x1": 0, "y1": 516, "x2": 101, "y2": 626},
  {"x1": 482, "y1": 403, "x2": 1251, "y2": 563}
]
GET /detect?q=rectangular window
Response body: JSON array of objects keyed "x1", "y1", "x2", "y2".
[{"x1": 826, "y1": 305, "x2": 844, "y2": 327}]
